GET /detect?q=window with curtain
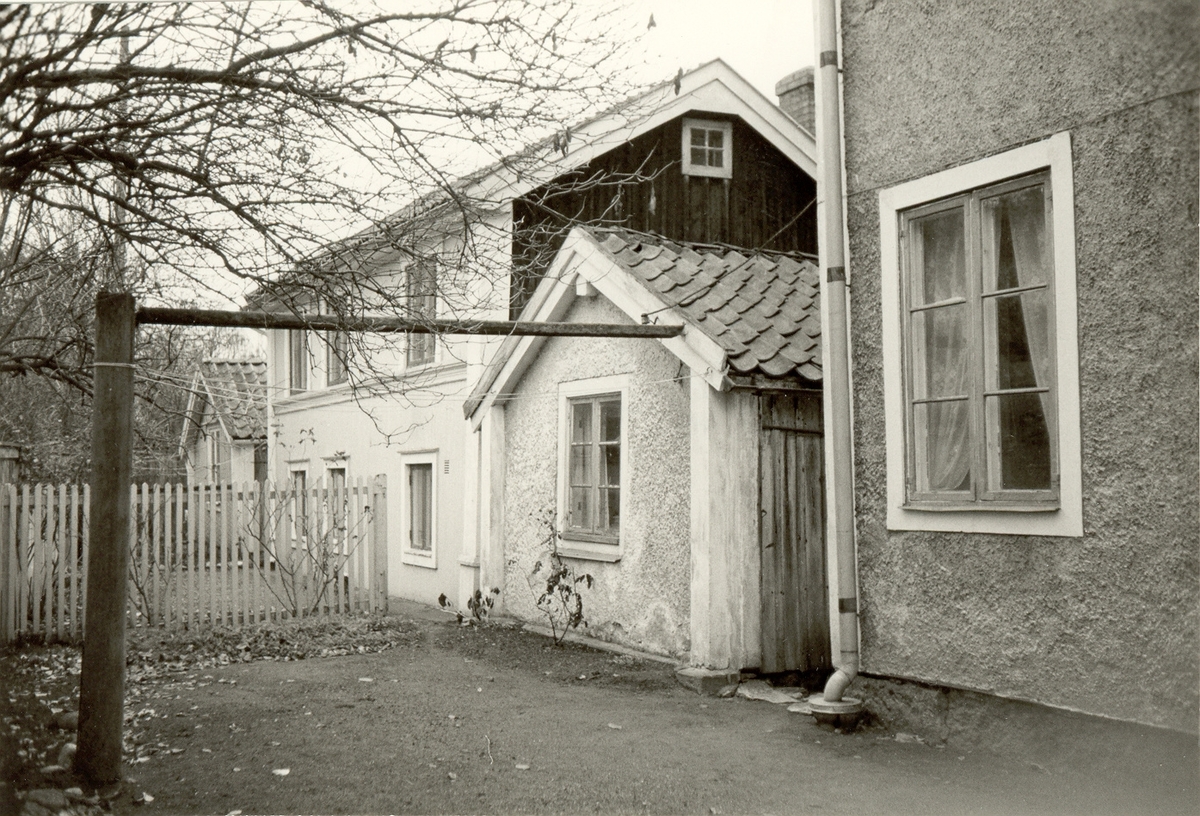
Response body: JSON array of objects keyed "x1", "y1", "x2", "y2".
[
  {"x1": 406, "y1": 259, "x2": 437, "y2": 367},
  {"x1": 901, "y1": 171, "x2": 1057, "y2": 507},
  {"x1": 566, "y1": 394, "x2": 621, "y2": 542}
]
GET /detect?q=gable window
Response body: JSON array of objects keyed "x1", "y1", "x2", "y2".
[
  {"x1": 556, "y1": 375, "x2": 629, "y2": 560},
  {"x1": 288, "y1": 329, "x2": 308, "y2": 393},
  {"x1": 400, "y1": 451, "x2": 437, "y2": 567},
  {"x1": 879, "y1": 132, "x2": 1081, "y2": 536},
  {"x1": 326, "y1": 330, "x2": 348, "y2": 386},
  {"x1": 682, "y1": 118, "x2": 732, "y2": 179},
  {"x1": 406, "y1": 259, "x2": 437, "y2": 367}
]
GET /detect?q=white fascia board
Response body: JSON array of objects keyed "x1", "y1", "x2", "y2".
[
  {"x1": 465, "y1": 62, "x2": 815, "y2": 204},
  {"x1": 468, "y1": 246, "x2": 583, "y2": 430},
  {"x1": 567, "y1": 232, "x2": 730, "y2": 391},
  {"x1": 178, "y1": 372, "x2": 207, "y2": 456}
]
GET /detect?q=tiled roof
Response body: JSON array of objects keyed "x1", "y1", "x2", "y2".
[
  {"x1": 589, "y1": 228, "x2": 822, "y2": 382},
  {"x1": 200, "y1": 360, "x2": 267, "y2": 440}
]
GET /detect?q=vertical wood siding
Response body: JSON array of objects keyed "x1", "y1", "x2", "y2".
[
  {"x1": 759, "y1": 392, "x2": 831, "y2": 673},
  {"x1": 511, "y1": 116, "x2": 817, "y2": 317}
]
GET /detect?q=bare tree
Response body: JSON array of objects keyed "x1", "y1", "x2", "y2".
[{"x1": 0, "y1": 0, "x2": 640, "y2": 398}]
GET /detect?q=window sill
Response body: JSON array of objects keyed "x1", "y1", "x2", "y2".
[
  {"x1": 902, "y1": 502, "x2": 1060, "y2": 513},
  {"x1": 556, "y1": 540, "x2": 621, "y2": 563},
  {"x1": 400, "y1": 549, "x2": 437, "y2": 569}
]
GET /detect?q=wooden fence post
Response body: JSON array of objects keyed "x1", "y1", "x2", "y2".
[
  {"x1": 372, "y1": 475, "x2": 387, "y2": 614},
  {"x1": 75, "y1": 292, "x2": 135, "y2": 788},
  {"x1": 1, "y1": 485, "x2": 12, "y2": 642}
]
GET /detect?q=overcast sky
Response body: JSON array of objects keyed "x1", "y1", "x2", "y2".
[{"x1": 623, "y1": 0, "x2": 816, "y2": 101}]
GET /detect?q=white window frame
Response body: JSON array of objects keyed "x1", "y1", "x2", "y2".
[
  {"x1": 288, "y1": 329, "x2": 309, "y2": 394},
  {"x1": 879, "y1": 132, "x2": 1082, "y2": 537},
  {"x1": 400, "y1": 450, "x2": 438, "y2": 569},
  {"x1": 556, "y1": 374, "x2": 629, "y2": 562},
  {"x1": 405, "y1": 257, "x2": 438, "y2": 369},
  {"x1": 682, "y1": 118, "x2": 733, "y2": 179}
]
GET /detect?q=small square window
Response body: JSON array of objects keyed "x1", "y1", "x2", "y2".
[{"x1": 682, "y1": 118, "x2": 732, "y2": 179}]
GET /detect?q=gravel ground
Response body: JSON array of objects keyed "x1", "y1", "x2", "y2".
[{"x1": 5, "y1": 603, "x2": 1197, "y2": 816}]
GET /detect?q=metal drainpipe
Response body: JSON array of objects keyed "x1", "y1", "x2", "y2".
[{"x1": 809, "y1": 0, "x2": 863, "y2": 725}]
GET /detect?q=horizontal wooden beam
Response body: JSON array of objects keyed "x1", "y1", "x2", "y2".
[{"x1": 135, "y1": 306, "x2": 683, "y2": 338}]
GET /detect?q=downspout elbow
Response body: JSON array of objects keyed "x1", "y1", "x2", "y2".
[{"x1": 823, "y1": 654, "x2": 858, "y2": 702}]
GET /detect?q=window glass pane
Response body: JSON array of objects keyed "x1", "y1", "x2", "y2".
[
  {"x1": 569, "y1": 486, "x2": 591, "y2": 530},
  {"x1": 289, "y1": 330, "x2": 307, "y2": 391},
  {"x1": 602, "y1": 445, "x2": 620, "y2": 487},
  {"x1": 986, "y1": 393, "x2": 1052, "y2": 491},
  {"x1": 570, "y1": 401, "x2": 592, "y2": 443},
  {"x1": 569, "y1": 442, "x2": 592, "y2": 487},
  {"x1": 600, "y1": 400, "x2": 620, "y2": 441},
  {"x1": 408, "y1": 463, "x2": 432, "y2": 550},
  {"x1": 985, "y1": 290, "x2": 1051, "y2": 391},
  {"x1": 914, "y1": 208, "x2": 966, "y2": 304},
  {"x1": 690, "y1": 129, "x2": 707, "y2": 147},
  {"x1": 691, "y1": 147, "x2": 709, "y2": 166},
  {"x1": 707, "y1": 129, "x2": 723, "y2": 149},
  {"x1": 983, "y1": 186, "x2": 1047, "y2": 293},
  {"x1": 602, "y1": 488, "x2": 620, "y2": 533},
  {"x1": 913, "y1": 401, "x2": 971, "y2": 493},
  {"x1": 708, "y1": 149, "x2": 723, "y2": 168},
  {"x1": 912, "y1": 306, "x2": 970, "y2": 400}
]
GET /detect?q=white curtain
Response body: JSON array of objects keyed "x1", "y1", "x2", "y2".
[
  {"x1": 920, "y1": 216, "x2": 972, "y2": 492},
  {"x1": 1006, "y1": 191, "x2": 1055, "y2": 452}
]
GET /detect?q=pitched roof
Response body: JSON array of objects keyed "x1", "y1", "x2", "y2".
[
  {"x1": 589, "y1": 228, "x2": 821, "y2": 382},
  {"x1": 201, "y1": 360, "x2": 268, "y2": 440},
  {"x1": 464, "y1": 226, "x2": 821, "y2": 423},
  {"x1": 180, "y1": 360, "x2": 268, "y2": 452}
]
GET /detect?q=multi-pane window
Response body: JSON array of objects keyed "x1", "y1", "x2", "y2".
[
  {"x1": 566, "y1": 395, "x2": 621, "y2": 541},
  {"x1": 406, "y1": 259, "x2": 437, "y2": 367},
  {"x1": 326, "y1": 331, "x2": 348, "y2": 386},
  {"x1": 288, "y1": 329, "x2": 308, "y2": 393},
  {"x1": 407, "y1": 462, "x2": 433, "y2": 551},
  {"x1": 682, "y1": 119, "x2": 732, "y2": 179},
  {"x1": 901, "y1": 172, "x2": 1057, "y2": 507}
]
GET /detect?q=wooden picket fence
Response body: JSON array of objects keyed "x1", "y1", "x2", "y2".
[{"x1": 0, "y1": 477, "x2": 388, "y2": 644}]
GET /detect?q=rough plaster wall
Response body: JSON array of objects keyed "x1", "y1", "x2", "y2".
[
  {"x1": 841, "y1": 0, "x2": 1199, "y2": 731},
  {"x1": 502, "y1": 295, "x2": 691, "y2": 657}
]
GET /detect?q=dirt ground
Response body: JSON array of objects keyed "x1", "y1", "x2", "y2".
[{"x1": 6, "y1": 604, "x2": 1198, "y2": 816}]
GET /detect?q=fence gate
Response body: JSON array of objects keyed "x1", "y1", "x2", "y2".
[{"x1": 1, "y1": 477, "x2": 387, "y2": 644}]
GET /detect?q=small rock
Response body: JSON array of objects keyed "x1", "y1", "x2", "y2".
[
  {"x1": 736, "y1": 679, "x2": 799, "y2": 705},
  {"x1": 894, "y1": 732, "x2": 924, "y2": 744},
  {"x1": 607, "y1": 723, "x2": 622, "y2": 730},
  {"x1": 787, "y1": 701, "x2": 813, "y2": 715},
  {"x1": 272, "y1": 768, "x2": 290, "y2": 776},
  {"x1": 25, "y1": 789, "x2": 68, "y2": 809},
  {"x1": 515, "y1": 763, "x2": 530, "y2": 771},
  {"x1": 716, "y1": 684, "x2": 739, "y2": 698},
  {"x1": 37, "y1": 765, "x2": 63, "y2": 775},
  {"x1": 447, "y1": 772, "x2": 457, "y2": 780},
  {"x1": 133, "y1": 791, "x2": 155, "y2": 805},
  {"x1": 50, "y1": 711, "x2": 78, "y2": 731}
]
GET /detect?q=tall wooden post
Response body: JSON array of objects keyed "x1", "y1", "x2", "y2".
[{"x1": 75, "y1": 292, "x2": 135, "y2": 787}]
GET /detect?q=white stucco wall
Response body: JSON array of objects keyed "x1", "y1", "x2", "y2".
[
  {"x1": 501, "y1": 295, "x2": 692, "y2": 658},
  {"x1": 263, "y1": 210, "x2": 513, "y2": 610}
]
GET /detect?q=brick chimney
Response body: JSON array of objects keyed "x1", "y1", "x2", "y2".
[{"x1": 775, "y1": 67, "x2": 815, "y2": 134}]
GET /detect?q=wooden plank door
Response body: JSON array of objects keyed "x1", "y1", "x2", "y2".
[{"x1": 760, "y1": 392, "x2": 831, "y2": 674}]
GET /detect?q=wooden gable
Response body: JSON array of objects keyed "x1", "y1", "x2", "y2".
[{"x1": 510, "y1": 115, "x2": 816, "y2": 318}]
